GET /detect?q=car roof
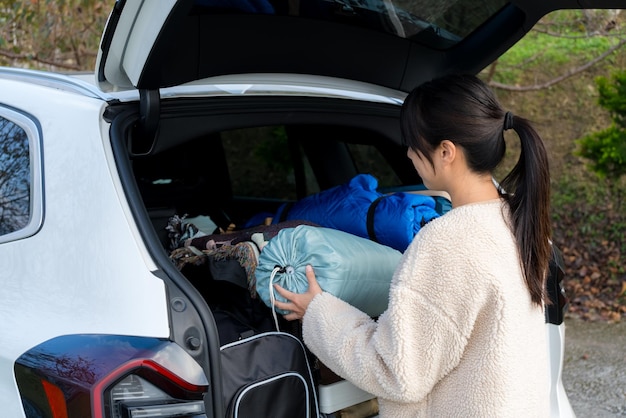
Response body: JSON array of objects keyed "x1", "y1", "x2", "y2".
[{"x1": 97, "y1": 0, "x2": 625, "y2": 93}]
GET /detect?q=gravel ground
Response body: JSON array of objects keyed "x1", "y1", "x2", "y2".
[{"x1": 562, "y1": 318, "x2": 626, "y2": 417}]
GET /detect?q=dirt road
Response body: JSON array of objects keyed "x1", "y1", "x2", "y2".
[{"x1": 562, "y1": 318, "x2": 626, "y2": 417}]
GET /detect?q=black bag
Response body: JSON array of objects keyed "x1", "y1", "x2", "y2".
[
  {"x1": 180, "y1": 256, "x2": 276, "y2": 344},
  {"x1": 220, "y1": 331, "x2": 320, "y2": 418}
]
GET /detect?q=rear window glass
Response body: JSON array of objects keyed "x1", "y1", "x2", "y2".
[
  {"x1": 348, "y1": 143, "x2": 401, "y2": 188},
  {"x1": 222, "y1": 125, "x2": 408, "y2": 200},
  {"x1": 222, "y1": 126, "x2": 319, "y2": 200},
  {"x1": 194, "y1": 0, "x2": 509, "y2": 48},
  {"x1": 0, "y1": 116, "x2": 30, "y2": 235},
  {"x1": 0, "y1": 108, "x2": 42, "y2": 242}
]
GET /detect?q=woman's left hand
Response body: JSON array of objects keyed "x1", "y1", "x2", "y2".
[{"x1": 273, "y1": 265, "x2": 323, "y2": 321}]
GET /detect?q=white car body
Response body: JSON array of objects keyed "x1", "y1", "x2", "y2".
[{"x1": 3, "y1": 0, "x2": 618, "y2": 416}]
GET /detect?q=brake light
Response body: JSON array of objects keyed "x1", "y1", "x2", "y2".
[
  {"x1": 94, "y1": 358, "x2": 207, "y2": 417},
  {"x1": 107, "y1": 374, "x2": 204, "y2": 417},
  {"x1": 41, "y1": 380, "x2": 69, "y2": 418},
  {"x1": 15, "y1": 335, "x2": 209, "y2": 418}
]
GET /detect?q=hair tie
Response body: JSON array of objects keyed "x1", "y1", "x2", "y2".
[{"x1": 503, "y1": 111, "x2": 514, "y2": 131}]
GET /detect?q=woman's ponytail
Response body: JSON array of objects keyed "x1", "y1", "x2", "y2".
[{"x1": 499, "y1": 114, "x2": 552, "y2": 306}]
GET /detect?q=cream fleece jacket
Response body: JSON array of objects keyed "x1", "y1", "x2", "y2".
[{"x1": 302, "y1": 199, "x2": 549, "y2": 417}]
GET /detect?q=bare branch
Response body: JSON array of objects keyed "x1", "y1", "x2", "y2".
[
  {"x1": 0, "y1": 48, "x2": 82, "y2": 71},
  {"x1": 531, "y1": 26, "x2": 624, "y2": 39},
  {"x1": 488, "y1": 38, "x2": 626, "y2": 91}
]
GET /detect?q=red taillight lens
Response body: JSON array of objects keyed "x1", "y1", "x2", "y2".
[{"x1": 41, "y1": 380, "x2": 69, "y2": 418}]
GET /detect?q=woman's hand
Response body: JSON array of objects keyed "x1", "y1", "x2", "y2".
[{"x1": 273, "y1": 265, "x2": 323, "y2": 321}]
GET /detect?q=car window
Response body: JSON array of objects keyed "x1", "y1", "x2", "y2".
[
  {"x1": 193, "y1": 0, "x2": 509, "y2": 48},
  {"x1": 0, "y1": 107, "x2": 43, "y2": 243},
  {"x1": 222, "y1": 126, "x2": 320, "y2": 200},
  {"x1": 222, "y1": 125, "x2": 408, "y2": 202},
  {"x1": 347, "y1": 143, "x2": 401, "y2": 188}
]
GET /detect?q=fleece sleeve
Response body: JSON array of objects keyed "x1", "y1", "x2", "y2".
[{"x1": 302, "y1": 221, "x2": 495, "y2": 404}]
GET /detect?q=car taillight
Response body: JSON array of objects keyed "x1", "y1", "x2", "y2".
[
  {"x1": 108, "y1": 374, "x2": 204, "y2": 417},
  {"x1": 15, "y1": 335, "x2": 209, "y2": 418},
  {"x1": 96, "y1": 358, "x2": 207, "y2": 418}
]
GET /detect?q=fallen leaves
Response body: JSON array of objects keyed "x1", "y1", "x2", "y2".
[
  {"x1": 558, "y1": 240, "x2": 625, "y2": 323},
  {"x1": 550, "y1": 184, "x2": 626, "y2": 324}
]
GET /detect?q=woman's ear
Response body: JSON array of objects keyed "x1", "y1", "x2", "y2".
[{"x1": 439, "y1": 140, "x2": 457, "y2": 166}]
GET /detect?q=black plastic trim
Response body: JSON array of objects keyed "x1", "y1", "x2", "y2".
[
  {"x1": 546, "y1": 244, "x2": 568, "y2": 325},
  {"x1": 151, "y1": 95, "x2": 402, "y2": 154},
  {"x1": 108, "y1": 106, "x2": 223, "y2": 418},
  {"x1": 134, "y1": 89, "x2": 161, "y2": 156},
  {"x1": 98, "y1": 0, "x2": 126, "y2": 85}
]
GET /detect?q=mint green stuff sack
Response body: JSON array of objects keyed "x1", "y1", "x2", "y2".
[{"x1": 255, "y1": 225, "x2": 402, "y2": 318}]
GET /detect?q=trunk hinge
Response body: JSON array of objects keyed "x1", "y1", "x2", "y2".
[{"x1": 132, "y1": 88, "x2": 160, "y2": 156}]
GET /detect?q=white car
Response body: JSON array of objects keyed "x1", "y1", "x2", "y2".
[{"x1": 1, "y1": 0, "x2": 613, "y2": 416}]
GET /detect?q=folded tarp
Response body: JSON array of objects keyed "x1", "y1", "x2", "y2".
[
  {"x1": 255, "y1": 225, "x2": 402, "y2": 318},
  {"x1": 272, "y1": 174, "x2": 441, "y2": 252}
]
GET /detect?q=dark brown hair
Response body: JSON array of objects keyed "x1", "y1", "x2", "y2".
[{"x1": 400, "y1": 74, "x2": 551, "y2": 306}]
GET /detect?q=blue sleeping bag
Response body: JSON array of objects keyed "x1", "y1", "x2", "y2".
[
  {"x1": 273, "y1": 174, "x2": 441, "y2": 252},
  {"x1": 255, "y1": 225, "x2": 401, "y2": 317}
]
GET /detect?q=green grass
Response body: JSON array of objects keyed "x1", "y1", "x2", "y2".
[{"x1": 492, "y1": 10, "x2": 620, "y2": 84}]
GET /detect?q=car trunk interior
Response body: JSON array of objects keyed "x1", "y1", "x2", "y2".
[{"x1": 107, "y1": 94, "x2": 421, "y2": 415}]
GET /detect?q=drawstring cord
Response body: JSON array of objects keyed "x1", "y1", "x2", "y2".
[
  {"x1": 269, "y1": 266, "x2": 283, "y2": 331},
  {"x1": 269, "y1": 265, "x2": 295, "y2": 331}
]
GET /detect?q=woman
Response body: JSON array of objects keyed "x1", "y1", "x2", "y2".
[{"x1": 274, "y1": 74, "x2": 552, "y2": 417}]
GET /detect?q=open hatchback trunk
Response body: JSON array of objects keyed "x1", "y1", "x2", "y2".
[{"x1": 93, "y1": 0, "x2": 618, "y2": 416}]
